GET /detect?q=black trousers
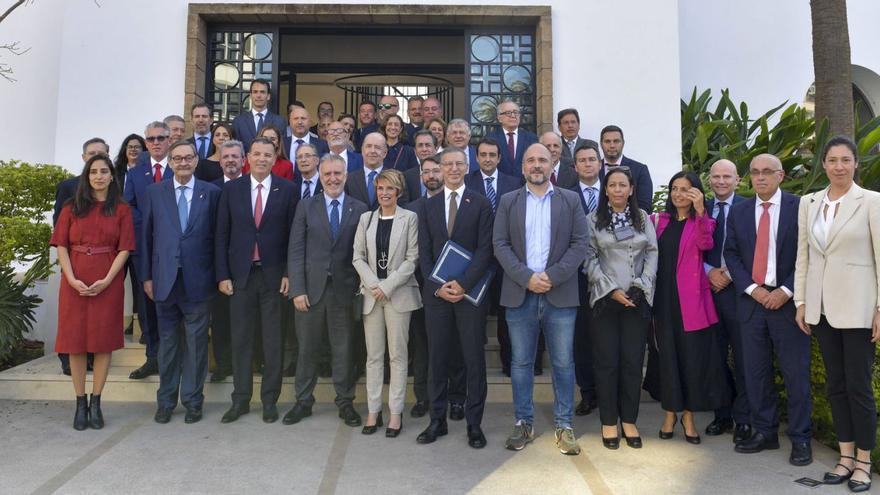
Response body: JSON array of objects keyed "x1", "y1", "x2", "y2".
[
  {"x1": 574, "y1": 275, "x2": 596, "y2": 402},
  {"x1": 210, "y1": 293, "x2": 232, "y2": 372},
  {"x1": 409, "y1": 307, "x2": 467, "y2": 404},
  {"x1": 426, "y1": 299, "x2": 488, "y2": 426},
  {"x1": 229, "y1": 266, "x2": 283, "y2": 406},
  {"x1": 281, "y1": 298, "x2": 298, "y2": 371},
  {"x1": 712, "y1": 284, "x2": 750, "y2": 424},
  {"x1": 591, "y1": 299, "x2": 649, "y2": 426},
  {"x1": 813, "y1": 317, "x2": 877, "y2": 450}
]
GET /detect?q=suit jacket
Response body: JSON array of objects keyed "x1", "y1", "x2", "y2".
[
  {"x1": 462, "y1": 145, "x2": 480, "y2": 174},
  {"x1": 554, "y1": 161, "x2": 578, "y2": 190},
  {"x1": 352, "y1": 208, "x2": 422, "y2": 314},
  {"x1": 418, "y1": 188, "x2": 494, "y2": 306},
  {"x1": 214, "y1": 174, "x2": 296, "y2": 289},
  {"x1": 124, "y1": 161, "x2": 172, "y2": 279},
  {"x1": 486, "y1": 127, "x2": 539, "y2": 177},
  {"x1": 493, "y1": 187, "x2": 588, "y2": 308},
  {"x1": 794, "y1": 184, "x2": 880, "y2": 328},
  {"x1": 403, "y1": 166, "x2": 424, "y2": 204},
  {"x1": 345, "y1": 168, "x2": 381, "y2": 210},
  {"x1": 232, "y1": 111, "x2": 287, "y2": 152},
  {"x1": 464, "y1": 169, "x2": 522, "y2": 210},
  {"x1": 354, "y1": 123, "x2": 380, "y2": 152},
  {"x1": 341, "y1": 150, "x2": 364, "y2": 172},
  {"x1": 654, "y1": 212, "x2": 719, "y2": 331},
  {"x1": 53, "y1": 177, "x2": 79, "y2": 226},
  {"x1": 600, "y1": 156, "x2": 654, "y2": 213},
  {"x1": 283, "y1": 134, "x2": 329, "y2": 162},
  {"x1": 187, "y1": 135, "x2": 215, "y2": 160},
  {"x1": 704, "y1": 194, "x2": 746, "y2": 268},
  {"x1": 140, "y1": 178, "x2": 221, "y2": 303},
  {"x1": 287, "y1": 193, "x2": 368, "y2": 306},
  {"x1": 724, "y1": 191, "x2": 800, "y2": 310},
  {"x1": 560, "y1": 136, "x2": 598, "y2": 161},
  {"x1": 291, "y1": 174, "x2": 324, "y2": 214}
]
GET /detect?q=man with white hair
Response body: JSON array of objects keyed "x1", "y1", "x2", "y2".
[{"x1": 446, "y1": 119, "x2": 479, "y2": 173}]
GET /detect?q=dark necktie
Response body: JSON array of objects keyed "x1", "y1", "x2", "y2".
[
  {"x1": 485, "y1": 177, "x2": 497, "y2": 211},
  {"x1": 584, "y1": 187, "x2": 597, "y2": 214},
  {"x1": 329, "y1": 199, "x2": 340, "y2": 240},
  {"x1": 293, "y1": 139, "x2": 304, "y2": 163},
  {"x1": 257, "y1": 112, "x2": 265, "y2": 132},
  {"x1": 302, "y1": 180, "x2": 311, "y2": 199},
  {"x1": 550, "y1": 171, "x2": 558, "y2": 185},
  {"x1": 507, "y1": 132, "x2": 515, "y2": 161},
  {"x1": 708, "y1": 201, "x2": 727, "y2": 267},
  {"x1": 197, "y1": 136, "x2": 208, "y2": 160},
  {"x1": 447, "y1": 191, "x2": 458, "y2": 236},
  {"x1": 367, "y1": 170, "x2": 377, "y2": 205},
  {"x1": 153, "y1": 164, "x2": 162, "y2": 183}
]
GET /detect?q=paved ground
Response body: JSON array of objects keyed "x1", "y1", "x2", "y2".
[{"x1": 0, "y1": 399, "x2": 854, "y2": 495}]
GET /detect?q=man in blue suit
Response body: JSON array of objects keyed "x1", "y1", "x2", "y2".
[
  {"x1": 283, "y1": 106, "x2": 329, "y2": 166},
  {"x1": 447, "y1": 119, "x2": 480, "y2": 173},
  {"x1": 232, "y1": 79, "x2": 287, "y2": 152},
  {"x1": 598, "y1": 125, "x2": 654, "y2": 213},
  {"x1": 702, "y1": 159, "x2": 751, "y2": 442},
  {"x1": 216, "y1": 137, "x2": 296, "y2": 424},
  {"x1": 486, "y1": 100, "x2": 539, "y2": 178},
  {"x1": 724, "y1": 154, "x2": 811, "y2": 466},
  {"x1": 141, "y1": 139, "x2": 221, "y2": 425},
  {"x1": 124, "y1": 122, "x2": 174, "y2": 380}
]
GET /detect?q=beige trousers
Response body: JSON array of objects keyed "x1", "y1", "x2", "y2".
[{"x1": 363, "y1": 299, "x2": 411, "y2": 415}]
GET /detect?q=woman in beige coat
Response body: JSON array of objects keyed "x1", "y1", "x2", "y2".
[
  {"x1": 353, "y1": 169, "x2": 422, "y2": 437},
  {"x1": 795, "y1": 136, "x2": 880, "y2": 492}
]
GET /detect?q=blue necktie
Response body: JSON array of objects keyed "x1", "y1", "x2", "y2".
[
  {"x1": 177, "y1": 185, "x2": 188, "y2": 231},
  {"x1": 485, "y1": 177, "x2": 497, "y2": 211},
  {"x1": 302, "y1": 180, "x2": 312, "y2": 199},
  {"x1": 257, "y1": 112, "x2": 265, "y2": 132},
  {"x1": 585, "y1": 187, "x2": 597, "y2": 213},
  {"x1": 329, "y1": 199, "x2": 340, "y2": 240},
  {"x1": 197, "y1": 136, "x2": 207, "y2": 160},
  {"x1": 293, "y1": 139, "x2": 304, "y2": 163},
  {"x1": 367, "y1": 170, "x2": 377, "y2": 205},
  {"x1": 708, "y1": 201, "x2": 727, "y2": 266}
]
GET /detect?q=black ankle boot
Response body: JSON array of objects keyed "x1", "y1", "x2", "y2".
[
  {"x1": 74, "y1": 395, "x2": 89, "y2": 431},
  {"x1": 89, "y1": 394, "x2": 104, "y2": 429}
]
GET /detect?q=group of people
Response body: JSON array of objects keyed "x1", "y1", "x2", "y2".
[{"x1": 50, "y1": 78, "x2": 878, "y2": 492}]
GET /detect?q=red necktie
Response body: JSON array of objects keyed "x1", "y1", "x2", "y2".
[
  {"x1": 153, "y1": 164, "x2": 162, "y2": 183},
  {"x1": 752, "y1": 201, "x2": 771, "y2": 285},
  {"x1": 550, "y1": 171, "x2": 558, "y2": 185},
  {"x1": 507, "y1": 132, "x2": 515, "y2": 160},
  {"x1": 252, "y1": 184, "x2": 263, "y2": 261}
]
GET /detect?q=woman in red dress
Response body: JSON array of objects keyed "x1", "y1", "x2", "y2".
[{"x1": 50, "y1": 154, "x2": 135, "y2": 430}]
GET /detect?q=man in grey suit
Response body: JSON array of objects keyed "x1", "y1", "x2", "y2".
[
  {"x1": 539, "y1": 132, "x2": 578, "y2": 189},
  {"x1": 557, "y1": 108, "x2": 597, "y2": 162},
  {"x1": 493, "y1": 143, "x2": 589, "y2": 455},
  {"x1": 284, "y1": 154, "x2": 368, "y2": 427}
]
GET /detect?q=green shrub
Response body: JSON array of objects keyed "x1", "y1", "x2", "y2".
[{"x1": 0, "y1": 265, "x2": 42, "y2": 364}]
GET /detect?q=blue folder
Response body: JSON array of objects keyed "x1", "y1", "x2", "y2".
[{"x1": 428, "y1": 240, "x2": 495, "y2": 306}]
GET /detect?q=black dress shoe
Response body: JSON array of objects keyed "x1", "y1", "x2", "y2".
[
  {"x1": 602, "y1": 435, "x2": 620, "y2": 450},
  {"x1": 62, "y1": 365, "x2": 72, "y2": 376},
  {"x1": 339, "y1": 405, "x2": 362, "y2": 427},
  {"x1": 129, "y1": 359, "x2": 158, "y2": 380},
  {"x1": 416, "y1": 419, "x2": 448, "y2": 444},
  {"x1": 184, "y1": 408, "x2": 202, "y2": 424},
  {"x1": 623, "y1": 434, "x2": 642, "y2": 448},
  {"x1": 361, "y1": 412, "x2": 383, "y2": 435},
  {"x1": 88, "y1": 394, "x2": 104, "y2": 429},
  {"x1": 501, "y1": 366, "x2": 510, "y2": 377},
  {"x1": 449, "y1": 403, "x2": 465, "y2": 421},
  {"x1": 209, "y1": 368, "x2": 231, "y2": 383},
  {"x1": 789, "y1": 441, "x2": 812, "y2": 466},
  {"x1": 73, "y1": 395, "x2": 89, "y2": 431},
  {"x1": 705, "y1": 417, "x2": 734, "y2": 436},
  {"x1": 574, "y1": 398, "x2": 596, "y2": 416},
  {"x1": 221, "y1": 403, "x2": 250, "y2": 423},
  {"x1": 154, "y1": 406, "x2": 173, "y2": 424},
  {"x1": 467, "y1": 425, "x2": 487, "y2": 449},
  {"x1": 124, "y1": 322, "x2": 134, "y2": 335},
  {"x1": 733, "y1": 423, "x2": 752, "y2": 444},
  {"x1": 410, "y1": 400, "x2": 429, "y2": 418},
  {"x1": 262, "y1": 404, "x2": 278, "y2": 424},
  {"x1": 138, "y1": 333, "x2": 146, "y2": 345},
  {"x1": 282, "y1": 403, "x2": 312, "y2": 425},
  {"x1": 734, "y1": 432, "x2": 780, "y2": 453},
  {"x1": 822, "y1": 455, "x2": 854, "y2": 485},
  {"x1": 385, "y1": 417, "x2": 402, "y2": 438}
]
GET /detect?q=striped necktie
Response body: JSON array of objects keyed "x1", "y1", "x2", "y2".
[{"x1": 485, "y1": 177, "x2": 497, "y2": 211}]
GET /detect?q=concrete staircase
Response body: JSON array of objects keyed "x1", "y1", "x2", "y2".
[{"x1": 0, "y1": 316, "x2": 558, "y2": 403}]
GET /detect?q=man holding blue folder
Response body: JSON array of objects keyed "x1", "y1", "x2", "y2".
[
  {"x1": 416, "y1": 147, "x2": 495, "y2": 449},
  {"x1": 493, "y1": 143, "x2": 589, "y2": 455}
]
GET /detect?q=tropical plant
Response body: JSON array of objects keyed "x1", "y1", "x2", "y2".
[{"x1": 0, "y1": 265, "x2": 41, "y2": 365}]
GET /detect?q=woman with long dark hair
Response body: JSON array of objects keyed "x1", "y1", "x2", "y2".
[
  {"x1": 113, "y1": 134, "x2": 146, "y2": 185},
  {"x1": 381, "y1": 114, "x2": 418, "y2": 171},
  {"x1": 644, "y1": 171, "x2": 731, "y2": 445},
  {"x1": 585, "y1": 167, "x2": 657, "y2": 449},
  {"x1": 195, "y1": 122, "x2": 234, "y2": 182},
  {"x1": 50, "y1": 154, "x2": 135, "y2": 430}
]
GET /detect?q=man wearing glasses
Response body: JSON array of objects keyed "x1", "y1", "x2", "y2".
[
  {"x1": 486, "y1": 100, "x2": 538, "y2": 178},
  {"x1": 377, "y1": 95, "x2": 400, "y2": 123},
  {"x1": 124, "y1": 122, "x2": 174, "y2": 381},
  {"x1": 326, "y1": 121, "x2": 363, "y2": 172}
]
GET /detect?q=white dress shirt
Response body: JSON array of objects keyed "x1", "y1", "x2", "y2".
[
  {"x1": 503, "y1": 128, "x2": 519, "y2": 155},
  {"x1": 443, "y1": 184, "x2": 465, "y2": 226},
  {"x1": 480, "y1": 168, "x2": 499, "y2": 184},
  {"x1": 250, "y1": 174, "x2": 272, "y2": 215},
  {"x1": 745, "y1": 188, "x2": 791, "y2": 296},
  {"x1": 252, "y1": 109, "x2": 266, "y2": 132}
]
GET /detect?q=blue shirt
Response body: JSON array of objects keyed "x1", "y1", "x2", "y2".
[
  {"x1": 324, "y1": 191, "x2": 346, "y2": 221},
  {"x1": 525, "y1": 184, "x2": 554, "y2": 273}
]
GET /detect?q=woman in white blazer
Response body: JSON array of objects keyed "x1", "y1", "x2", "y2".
[
  {"x1": 794, "y1": 136, "x2": 880, "y2": 492},
  {"x1": 352, "y1": 169, "x2": 422, "y2": 438}
]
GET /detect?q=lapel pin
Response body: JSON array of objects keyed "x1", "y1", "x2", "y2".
[
  {"x1": 144, "y1": 171, "x2": 150, "y2": 176},
  {"x1": 199, "y1": 193, "x2": 205, "y2": 199}
]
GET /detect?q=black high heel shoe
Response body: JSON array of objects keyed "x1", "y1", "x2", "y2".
[
  {"x1": 385, "y1": 415, "x2": 402, "y2": 438},
  {"x1": 601, "y1": 426, "x2": 620, "y2": 450},
  {"x1": 361, "y1": 412, "x2": 383, "y2": 435},
  {"x1": 680, "y1": 416, "x2": 700, "y2": 444},
  {"x1": 848, "y1": 460, "x2": 872, "y2": 493},
  {"x1": 822, "y1": 454, "x2": 854, "y2": 485},
  {"x1": 659, "y1": 413, "x2": 677, "y2": 440}
]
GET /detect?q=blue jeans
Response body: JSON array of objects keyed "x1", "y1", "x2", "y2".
[{"x1": 505, "y1": 292, "x2": 577, "y2": 428}]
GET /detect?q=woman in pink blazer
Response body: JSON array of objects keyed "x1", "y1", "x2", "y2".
[{"x1": 644, "y1": 171, "x2": 732, "y2": 445}]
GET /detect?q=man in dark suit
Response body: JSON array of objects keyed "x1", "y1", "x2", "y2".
[
  {"x1": 599, "y1": 125, "x2": 653, "y2": 213},
  {"x1": 124, "y1": 122, "x2": 174, "y2": 380},
  {"x1": 188, "y1": 103, "x2": 214, "y2": 161},
  {"x1": 308, "y1": 101, "x2": 334, "y2": 136},
  {"x1": 141, "y1": 139, "x2": 221, "y2": 424},
  {"x1": 404, "y1": 95, "x2": 424, "y2": 144},
  {"x1": 353, "y1": 101, "x2": 379, "y2": 152},
  {"x1": 402, "y1": 130, "x2": 439, "y2": 203},
  {"x1": 447, "y1": 119, "x2": 480, "y2": 173},
  {"x1": 416, "y1": 146, "x2": 494, "y2": 449},
  {"x1": 539, "y1": 132, "x2": 578, "y2": 189},
  {"x1": 215, "y1": 137, "x2": 296, "y2": 424},
  {"x1": 724, "y1": 153, "x2": 811, "y2": 466},
  {"x1": 283, "y1": 106, "x2": 329, "y2": 164},
  {"x1": 569, "y1": 142, "x2": 603, "y2": 416},
  {"x1": 493, "y1": 143, "x2": 589, "y2": 455},
  {"x1": 326, "y1": 121, "x2": 363, "y2": 172},
  {"x1": 232, "y1": 79, "x2": 286, "y2": 152},
  {"x1": 284, "y1": 154, "x2": 368, "y2": 427},
  {"x1": 557, "y1": 108, "x2": 597, "y2": 162},
  {"x1": 486, "y1": 100, "x2": 539, "y2": 177},
  {"x1": 291, "y1": 143, "x2": 324, "y2": 204},
  {"x1": 345, "y1": 132, "x2": 386, "y2": 210},
  {"x1": 702, "y1": 159, "x2": 751, "y2": 442}
]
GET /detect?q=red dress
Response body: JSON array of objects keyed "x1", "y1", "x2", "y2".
[{"x1": 50, "y1": 202, "x2": 135, "y2": 353}]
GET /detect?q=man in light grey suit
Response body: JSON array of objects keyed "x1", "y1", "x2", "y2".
[
  {"x1": 284, "y1": 154, "x2": 368, "y2": 428},
  {"x1": 493, "y1": 143, "x2": 589, "y2": 455}
]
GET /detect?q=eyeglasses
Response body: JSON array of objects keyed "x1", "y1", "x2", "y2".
[
  {"x1": 377, "y1": 103, "x2": 398, "y2": 110},
  {"x1": 170, "y1": 154, "x2": 196, "y2": 164},
  {"x1": 498, "y1": 110, "x2": 521, "y2": 117},
  {"x1": 145, "y1": 135, "x2": 169, "y2": 143},
  {"x1": 327, "y1": 129, "x2": 347, "y2": 134},
  {"x1": 127, "y1": 145, "x2": 143, "y2": 151}
]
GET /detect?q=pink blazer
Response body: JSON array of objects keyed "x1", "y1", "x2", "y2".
[{"x1": 653, "y1": 212, "x2": 719, "y2": 331}]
